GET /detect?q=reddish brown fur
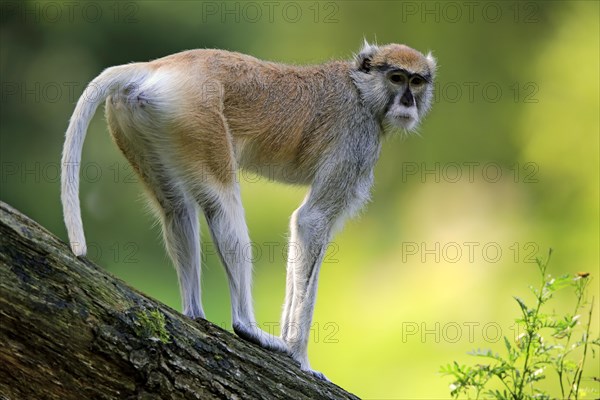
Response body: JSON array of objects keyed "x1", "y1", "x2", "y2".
[
  {"x1": 105, "y1": 45, "x2": 433, "y2": 190},
  {"x1": 371, "y1": 44, "x2": 431, "y2": 72},
  {"x1": 120, "y1": 50, "x2": 359, "y2": 186}
]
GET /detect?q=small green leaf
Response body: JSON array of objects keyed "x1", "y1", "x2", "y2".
[{"x1": 514, "y1": 296, "x2": 529, "y2": 318}]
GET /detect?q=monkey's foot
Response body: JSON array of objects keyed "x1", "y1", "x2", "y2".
[
  {"x1": 305, "y1": 368, "x2": 329, "y2": 382},
  {"x1": 233, "y1": 322, "x2": 290, "y2": 355},
  {"x1": 184, "y1": 308, "x2": 206, "y2": 320}
]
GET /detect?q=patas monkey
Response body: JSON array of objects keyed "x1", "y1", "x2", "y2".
[{"x1": 61, "y1": 41, "x2": 436, "y2": 380}]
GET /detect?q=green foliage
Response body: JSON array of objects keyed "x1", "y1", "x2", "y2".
[
  {"x1": 441, "y1": 250, "x2": 599, "y2": 399},
  {"x1": 134, "y1": 309, "x2": 171, "y2": 344}
]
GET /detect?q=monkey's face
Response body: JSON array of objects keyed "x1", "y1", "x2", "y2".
[
  {"x1": 353, "y1": 43, "x2": 436, "y2": 133},
  {"x1": 383, "y1": 68, "x2": 431, "y2": 131}
]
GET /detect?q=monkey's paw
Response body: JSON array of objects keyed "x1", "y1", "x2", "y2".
[
  {"x1": 233, "y1": 322, "x2": 290, "y2": 355},
  {"x1": 305, "y1": 368, "x2": 329, "y2": 382}
]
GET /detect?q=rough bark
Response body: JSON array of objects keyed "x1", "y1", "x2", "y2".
[{"x1": 0, "y1": 201, "x2": 359, "y2": 400}]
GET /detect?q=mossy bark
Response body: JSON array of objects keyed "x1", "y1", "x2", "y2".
[{"x1": 0, "y1": 201, "x2": 359, "y2": 400}]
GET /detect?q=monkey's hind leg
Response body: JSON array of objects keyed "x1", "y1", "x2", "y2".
[
  {"x1": 158, "y1": 196, "x2": 204, "y2": 319},
  {"x1": 173, "y1": 102, "x2": 289, "y2": 354},
  {"x1": 193, "y1": 183, "x2": 289, "y2": 354},
  {"x1": 106, "y1": 100, "x2": 205, "y2": 320}
]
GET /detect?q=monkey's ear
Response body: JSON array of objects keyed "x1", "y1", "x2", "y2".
[
  {"x1": 425, "y1": 51, "x2": 437, "y2": 77},
  {"x1": 355, "y1": 40, "x2": 379, "y2": 73}
]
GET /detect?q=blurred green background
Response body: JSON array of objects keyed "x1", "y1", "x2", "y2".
[{"x1": 1, "y1": 1, "x2": 598, "y2": 398}]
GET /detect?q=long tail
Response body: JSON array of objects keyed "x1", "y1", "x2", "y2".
[{"x1": 61, "y1": 64, "x2": 143, "y2": 256}]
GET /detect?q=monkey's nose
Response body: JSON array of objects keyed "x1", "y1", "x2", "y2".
[{"x1": 400, "y1": 90, "x2": 414, "y2": 107}]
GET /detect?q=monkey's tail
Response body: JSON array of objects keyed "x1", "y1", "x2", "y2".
[{"x1": 61, "y1": 64, "x2": 143, "y2": 256}]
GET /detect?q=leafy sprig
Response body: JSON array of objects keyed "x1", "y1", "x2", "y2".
[{"x1": 441, "y1": 250, "x2": 599, "y2": 399}]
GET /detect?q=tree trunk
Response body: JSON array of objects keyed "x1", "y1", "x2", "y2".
[{"x1": 0, "y1": 201, "x2": 359, "y2": 400}]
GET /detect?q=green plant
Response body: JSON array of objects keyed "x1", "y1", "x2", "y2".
[
  {"x1": 134, "y1": 308, "x2": 171, "y2": 344},
  {"x1": 441, "y1": 249, "x2": 599, "y2": 399}
]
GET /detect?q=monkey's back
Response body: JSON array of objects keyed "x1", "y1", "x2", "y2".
[{"x1": 144, "y1": 49, "x2": 366, "y2": 184}]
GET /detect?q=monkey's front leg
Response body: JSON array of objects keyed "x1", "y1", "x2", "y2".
[
  {"x1": 281, "y1": 201, "x2": 339, "y2": 381},
  {"x1": 280, "y1": 163, "x2": 373, "y2": 380}
]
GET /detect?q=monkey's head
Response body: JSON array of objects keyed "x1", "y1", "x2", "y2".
[{"x1": 352, "y1": 42, "x2": 436, "y2": 132}]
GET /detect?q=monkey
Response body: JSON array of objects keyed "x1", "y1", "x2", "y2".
[{"x1": 61, "y1": 41, "x2": 436, "y2": 380}]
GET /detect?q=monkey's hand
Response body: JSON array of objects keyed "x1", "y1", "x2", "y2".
[{"x1": 232, "y1": 322, "x2": 290, "y2": 355}]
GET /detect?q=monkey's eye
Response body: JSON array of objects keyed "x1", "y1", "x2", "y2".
[
  {"x1": 389, "y1": 74, "x2": 406, "y2": 84},
  {"x1": 410, "y1": 76, "x2": 425, "y2": 86}
]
